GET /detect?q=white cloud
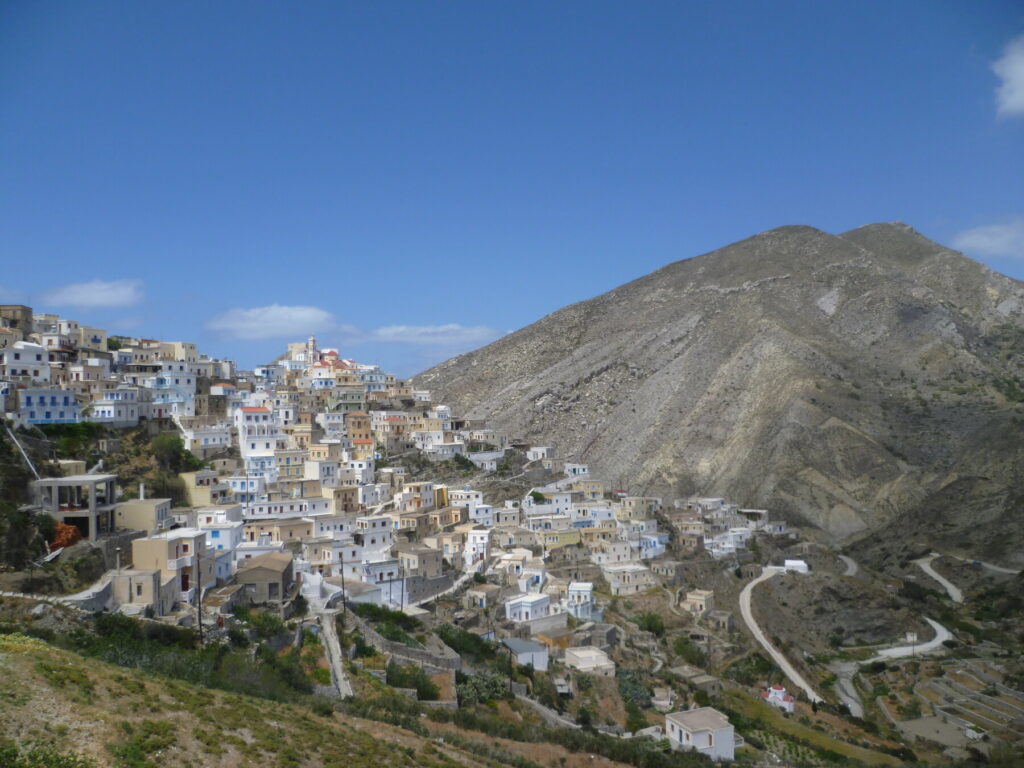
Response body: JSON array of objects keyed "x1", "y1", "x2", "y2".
[
  {"x1": 369, "y1": 323, "x2": 503, "y2": 346},
  {"x1": 994, "y1": 34, "x2": 1024, "y2": 117},
  {"x1": 952, "y1": 218, "x2": 1024, "y2": 259},
  {"x1": 43, "y1": 279, "x2": 143, "y2": 308},
  {"x1": 207, "y1": 304, "x2": 338, "y2": 340},
  {"x1": 205, "y1": 306, "x2": 505, "y2": 350}
]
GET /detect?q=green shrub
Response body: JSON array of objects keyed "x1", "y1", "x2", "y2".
[
  {"x1": 455, "y1": 670, "x2": 509, "y2": 706},
  {"x1": 386, "y1": 661, "x2": 440, "y2": 700},
  {"x1": 435, "y1": 624, "x2": 496, "y2": 662},
  {"x1": 636, "y1": 613, "x2": 665, "y2": 636},
  {"x1": 672, "y1": 636, "x2": 706, "y2": 667},
  {"x1": 0, "y1": 740, "x2": 97, "y2": 768},
  {"x1": 350, "y1": 602, "x2": 422, "y2": 631}
]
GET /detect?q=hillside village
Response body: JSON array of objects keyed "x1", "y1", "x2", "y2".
[{"x1": 2, "y1": 302, "x2": 1024, "y2": 768}]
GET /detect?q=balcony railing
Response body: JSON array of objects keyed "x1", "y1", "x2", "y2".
[{"x1": 167, "y1": 554, "x2": 195, "y2": 570}]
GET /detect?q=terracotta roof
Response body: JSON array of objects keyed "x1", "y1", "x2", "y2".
[{"x1": 240, "y1": 407, "x2": 269, "y2": 413}]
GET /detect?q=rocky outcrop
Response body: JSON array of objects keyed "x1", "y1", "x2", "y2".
[{"x1": 416, "y1": 223, "x2": 1024, "y2": 554}]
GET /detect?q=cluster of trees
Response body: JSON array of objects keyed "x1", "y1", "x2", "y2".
[{"x1": 0, "y1": 503, "x2": 57, "y2": 572}]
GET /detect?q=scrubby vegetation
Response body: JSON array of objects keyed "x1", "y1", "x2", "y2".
[
  {"x1": 434, "y1": 623, "x2": 496, "y2": 662},
  {"x1": 26, "y1": 612, "x2": 313, "y2": 704},
  {"x1": 385, "y1": 661, "x2": 440, "y2": 700}
]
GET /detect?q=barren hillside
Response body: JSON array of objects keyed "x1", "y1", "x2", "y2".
[{"x1": 417, "y1": 223, "x2": 1024, "y2": 559}]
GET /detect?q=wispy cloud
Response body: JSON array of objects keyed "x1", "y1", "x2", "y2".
[
  {"x1": 952, "y1": 218, "x2": 1024, "y2": 260},
  {"x1": 207, "y1": 304, "x2": 339, "y2": 340},
  {"x1": 206, "y1": 305, "x2": 504, "y2": 349},
  {"x1": 994, "y1": 34, "x2": 1024, "y2": 117},
  {"x1": 109, "y1": 316, "x2": 145, "y2": 332},
  {"x1": 370, "y1": 324, "x2": 503, "y2": 346},
  {"x1": 43, "y1": 279, "x2": 143, "y2": 308}
]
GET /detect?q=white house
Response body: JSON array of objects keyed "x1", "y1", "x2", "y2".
[
  {"x1": 89, "y1": 386, "x2": 141, "y2": 428},
  {"x1": 180, "y1": 422, "x2": 231, "y2": 456},
  {"x1": 15, "y1": 387, "x2": 80, "y2": 426},
  {"x1": 564, "y1": 646, "x2": 615, "y2": 676},
  {"x1": 503, "y1": 637, "x2": 549, "y2": 672},
  {"x1": 463, "y1": 526, "x2": 490, "y2": 569},
  {"x1": 0, "y1": 341, "x2": 51, "y2": 382},
  {"x1": 196, "y1": 505, "x2": 245, "y2": 572},
  {"x1": 469, "y1": 504, "x2": 495, "y2": 528},
  {"x1": 504, "y1": 592, "x2": 550, "y2": 623},
  {"x1": 526, "y1": 446, "x2": 555, "y2": 462},
  {"x1": 784, "y1": 559, "x2": 809, "y2": 574},
  {"x1": 665, "y1": 707, "x2": 735, "y2": 761},
  {"x1": 565, "y1": 581, "x2": 601, "y2": 621},
  {"x1": 762, "y1": 684, "x2": 796, "y2": 713}
]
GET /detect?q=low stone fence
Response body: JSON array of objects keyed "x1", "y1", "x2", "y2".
[
  {"x1": 404, "y1": 574, "x2": 454, "y2": 604},
  {"x1": 346, "y1": 611, "x2": 461, "y2": 671}
]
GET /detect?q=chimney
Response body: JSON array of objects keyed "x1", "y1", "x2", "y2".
[{"x1": 139, "y1": 482, "x2": 145, "y2": 500}]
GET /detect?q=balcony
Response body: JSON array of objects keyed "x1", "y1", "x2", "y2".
[{"x1": 167, "y1": 554, "x2": 195, "y2": 570}]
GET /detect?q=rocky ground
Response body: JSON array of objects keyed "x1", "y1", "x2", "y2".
[{"x1": 751, "y1": 571, "x2": 929, "y2": 655}]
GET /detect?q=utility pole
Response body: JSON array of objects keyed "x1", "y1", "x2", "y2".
[
  {"x1": 196, "y1": 549, "x2": 204, "y2": 646},
  {"x1": 339, "y1": 549, "x2": 347, "y2": 620}
]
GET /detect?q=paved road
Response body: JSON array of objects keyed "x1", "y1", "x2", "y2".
[
  {"x1": 317, "y1": 609, "x2": 354, "y2": 698},
  {"x1": 838, "y1": 555, "x2": 859, "y2": 577},
  {"x1": 948, "y1": 555, "x2": 1022, "y2": 576},
  {"x1": 830, "y1": 661, "x2": 865, "y2": 718},
  {"x1": 738, "y1": 567, "x2": 823, "y2": 703},
  {"x1": 913, "y1": 554, "x2": 963, "y2": 603},
  {"x1": 0, "y1": 590, "x2": 74, "y2": 606},
  {"x1": 863, "y1": 618, "x2": 953, "y2": 663}
]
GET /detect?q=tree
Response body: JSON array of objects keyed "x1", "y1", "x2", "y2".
[
  {"x1": 0, "y1": 502, "x2": 43, "y2": 570},
  {"x1": 150, "y1": 434, "x2": 204, "y2": 472},
  {"x1": 636, "y1": 613, "x2": 665, "y2": 636},
  {"x1": 625, "y1": 701, "x2": 647, "y2": 733}
]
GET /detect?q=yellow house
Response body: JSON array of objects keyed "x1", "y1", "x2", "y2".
[
  {"x1": 131, "y1": 529, "x2": 214, "y2": 605},
  {"x1": 541, "y1": 530, "x2": 582, "y2": 549},
  {"x1": 180, "y1": 469, "x2": 231, "y2": 507},
  {"x1": 580, "y1": 524, "x2": 619, "y2": 546},
  {"x1": 243, "y1": 518, "x2": 314, "y2": 543},
  {"x1": 570, "y1": 478, "x2": 605, "y2": 501},
  {"x1": 115, "y1": 497, "x2": 173, "y2": 534},
  {"x1": 159, "y1": 341, "x2": 198, "y2": 362}
]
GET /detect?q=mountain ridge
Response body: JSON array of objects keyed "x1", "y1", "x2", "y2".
[{"x1": 416, "y1": 223, "x2": 1024, "y2": 559}]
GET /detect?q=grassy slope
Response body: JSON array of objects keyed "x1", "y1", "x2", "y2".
[
  {"x1": 0, "y1": 633, "x2": 481, "y2": 768},
  {"x1": 721, "y1": 690, "x2": 901, "y2": 766}
]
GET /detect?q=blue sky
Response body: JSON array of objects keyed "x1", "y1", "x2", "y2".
[{"x1": 1, "y1": 1, "x2": 1023, "y2": 376}]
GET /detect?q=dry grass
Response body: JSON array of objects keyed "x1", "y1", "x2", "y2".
[{"x1": 0, "y1": 633, "x2": 486, "y2": 768}]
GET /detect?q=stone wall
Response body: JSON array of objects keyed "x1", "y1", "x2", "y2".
[{"x1": 347, "y1": 610, "x2": 461, "y2": 671}]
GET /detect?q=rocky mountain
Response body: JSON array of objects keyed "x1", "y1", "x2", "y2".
[{"x1": 416, "y1": 223, "x2": 1024, "y2": 561}]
